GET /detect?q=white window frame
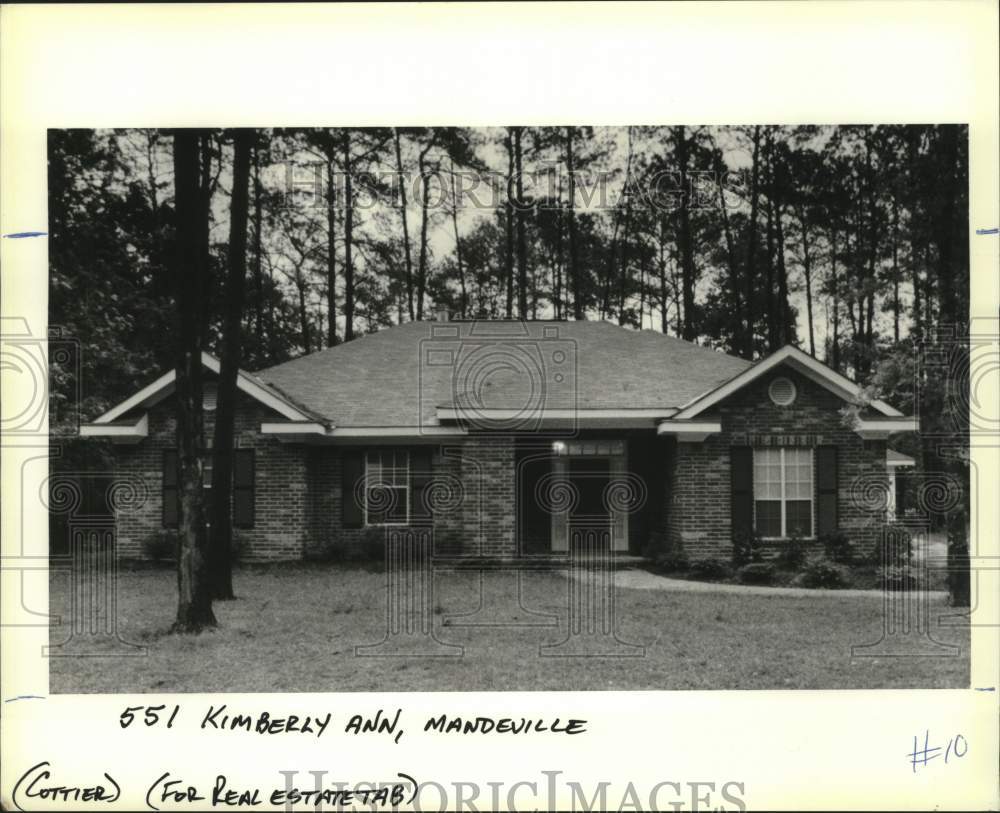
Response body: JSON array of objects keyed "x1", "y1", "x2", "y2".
[
  {"x1": 364, "y1": 449, "x2": 411, "y2": 527},
  {"x1": 753, "y1": 447, "x2": 815, "y2": 539}
]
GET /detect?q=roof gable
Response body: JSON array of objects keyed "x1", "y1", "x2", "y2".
[
  {"x1": 671, "y1": 344, "x2": 903, "y2": 419},
  {"x1": 90, "y1": 352, "x2": 318, "y2": 425}
]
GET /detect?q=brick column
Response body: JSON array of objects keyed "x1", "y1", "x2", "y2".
[{"x1": 459, "y1": 434, "x2": 516, "y2": 557}]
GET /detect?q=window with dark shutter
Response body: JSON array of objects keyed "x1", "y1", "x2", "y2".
[
  {"x1": 815, "y1": 446, "x2": 838, "y2": 536},
  {"x1": 342, "y1": 450, "x2": 365, "y2": 528},
  {"x1": 410, "y1": 447, "x2": 433, "y2": 524},
  {"x1": 730, "y1": 446, "x2": 753, "y2": 535},
  {"x1": 162, "y1": 449, "x2": 179, "y2": 528},
  {"x1": 233, "y1": 449, "x2": 255, "y2": 529}
]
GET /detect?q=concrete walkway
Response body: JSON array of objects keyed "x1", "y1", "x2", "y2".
[{"x1": 570, "y1": 567, "x2": 949, "y2": 600}]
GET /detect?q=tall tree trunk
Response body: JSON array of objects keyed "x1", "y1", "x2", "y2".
[
  {"x1": 717, "y1": 157, "x2": 742, "y2": 351},
  {"x1": 554, "y1": 174, "x2": 564, "y2": 320},
  {"x1": 171, "y1": 129, "x2": 216, "y2": 633},
  {"x1": 743, "y1": 126, "x2": 762, "y2": 358},
  {"x1": 416, "y1": 149, "x2": 433, "y2": 321},
  {"x1": 503, "y1": 130, "x2": 515, "y2": 318},
  {"x1": 775, "y1": 201, "x2": 792, "y2": 346},
  {"x1": 911, "y1": 242, "x2": 924, "y2": 342},
  {"x1": 252, "y1": 142, "x2": 264, "y2": 353},
  {"x1": 210, "y1": 129, "x2": 253, "y2": 601},
  {"x1": 513, "y1": 127, "x2": 529, "y2": 318},
  {"x1": 449, "y1": 165, "x2": 468, "y2": 317},
  {"x1": 763, "y1": 132, "x2": 778, "y2": 351},
  {"x1": 675, "y1": 127, "x2": 696, "y2": 341},
  {"x1": 325, "y1": 144, "x2": 338, "y2": 346},
  {"x1": 797, "y1": 205, "x2": 815, "y2": 356},
  {"x1": 658, "y1": 216, "x2": 669, "y2": 334},
  {"x1": 297, "y1": 279, "x2": 311, "y2": 354},
  {"x1": 617, "y1": 127, "x2": 634, "y2": 325},
  {"x1": 393, "y1": 129, "x2": 416, "y2": 321},
  {"x1": 891, "y1": 194, "x2": 900, "y2": 342},
  {"x1": 565, "y1": 127, "x2": 583, "y2": 319},
  {"x1": 830, "y1": 227, "x2": 840, "y2": 371},
  {"x1": 342, "y1": 132, "x2": 355, "y2": 340}
]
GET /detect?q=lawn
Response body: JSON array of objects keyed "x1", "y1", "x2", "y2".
[{"x1": 49, "y1": 562, "x2": 969, "y2": 693}]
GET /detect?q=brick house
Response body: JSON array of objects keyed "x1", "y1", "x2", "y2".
[{"x1": 80, "y1": 319, "x2": 916, "y2": 561}]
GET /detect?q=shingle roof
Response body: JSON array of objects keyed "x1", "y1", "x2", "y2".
[{"x1": 255, "y1": 320, "x2": 751, "y2": 428}]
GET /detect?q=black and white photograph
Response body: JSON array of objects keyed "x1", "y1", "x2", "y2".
[
  {"x1": 46, "y1": 123, "x2": 972, "y2": 692},
  {"x1": 2, "y1": 3, "x2": 997, "y2": 812}
]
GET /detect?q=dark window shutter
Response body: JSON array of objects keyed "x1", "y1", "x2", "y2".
[
  {"x1": 410, "y1": 447, "x2": 433, "y2": 523},
  {"x1": 162, "y1": 449, "x2": 179, "y2": 528},
  {"x1": 815, "y1": 445, "x2": 838, "y2": 536},
  {"x1": 730, "y1": 446, "x2": 753, "y2": 534},
  {"x1": 233, "y1": 449, "x2": 255, "y2": 529},
  {"x1": 342, "y1": 450, "x2": 364, "y2": 528}
]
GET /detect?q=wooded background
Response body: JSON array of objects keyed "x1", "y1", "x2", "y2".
[{"x1": 49, "y1": 125, "x2": 969, "y2": 454}]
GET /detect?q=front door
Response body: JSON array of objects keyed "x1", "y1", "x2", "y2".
[
  {"x1": 550, "y1": 440, "x2": 630, "y2": 553},
  {"x1": 569, "y1": 458, "x2": 611, "y2": 523}
]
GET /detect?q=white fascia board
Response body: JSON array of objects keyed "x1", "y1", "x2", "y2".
[
  {"x1": 656, "y1": 420, "x2": 721, "y2": 442},
  {"x1": 436, "y1": 407, "x2": 678, "y2": 421},
  {"x1": 92, "y1": 370, "x2": 175, "y2": 424},
  {"x1": 80, "y1": 414, "x2": 148, "y2": 443},
  {"x1": 260, "y1": 424, "x2": 467, "y2": 442},
  {"x1": 673, "y1": 345, "x2": 904, "y2": 420},
  {"x1": 259, "y1": 422, "x2": 328, "y2": 436},
  {"x1": 856, "y1": 417, "x2": 919, "y2": 439},
  {"x1": 93, "y1": 352, "x2": 312, "y2": 425}
]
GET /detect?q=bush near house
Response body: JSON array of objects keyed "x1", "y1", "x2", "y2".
[
  {"x1": 775, "y1": 533, "x2": 808, "y2": 570},
  {"x1": 732, "y1": 527, "x2": 764, "y2": 567},
  {"x1": 795, "y1": 559, "x2": 851, "y2": 589},
  {"x1": 655, "y1": 551, "x2": 691, "y2": 572},
  {"x1": 689, "y1": 559, "x2": 733, "y2": 580},
  {"x1": 872, "y1": 524, "x2": 913, "y2": 566},
  {"x1": 142, "y1": 530, "x2": 178, "y2": 562},
  {"x1": 878, "y1": 564, "x2": 918, "y2": 591},
  {"x1": 820, "y1": 531, "x2": 854, "y2": 564},
  {"x1": 736, "y1": 562, "x2": 776, "y2": 585}
]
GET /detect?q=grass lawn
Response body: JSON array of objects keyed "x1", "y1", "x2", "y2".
[{"x1": 49, "y1": 562, "x2": 969, "y2": 693}]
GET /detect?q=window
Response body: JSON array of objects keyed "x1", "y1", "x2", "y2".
[
  {"x1": 753, "y1": 447, "x2": 813, "y2": 537},
  {"x1": 768, "y1": 376, "x2": 797, "y2": 406},
  {"x1": 365, "y1": 450, "x2": 410, "y2": 525},
  {"x1": 161, "y1": 446, "x2": 255, "y2": 529}
]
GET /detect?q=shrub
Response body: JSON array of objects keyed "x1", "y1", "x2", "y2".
[
  {"x1": 642, "y1": 530, "x2": 668, "y2": 560},
  {"x1": 732, "y1": 527, "x2": 763, "y2": 567},
  {"x1": 736, "y1": 562, "x2": 776, "y2": 585},
  {"x1": 776, "y1": 533, "x2": 807, "y2": 570},
  {"x1": 143, "y1": 530, "x2": 177, "y2": 562},
  {"x1": 358, "y1": 526, "x2": 387, "y2": 562},
  {"x1": 688, "y1": 558, "x2": 732, "y2": 581},
  {"x1": 946, "y1": 516, "x2": 970, "y2": 607},
  {"x1": 820, "y1": 531, "x2": 854, "y2": 565},
  {"x1": 879, "y1": 564, "x2": 917, "y2": 592},
  {"x1": 873, "y1": 524, "x2": 912, "y2": 567},
  {"x1": 655, "y1": 551, "x2": 690, "y2": 572},
  {"x1": 798, "y1": 559, "x2": 851, "y2": 589}
]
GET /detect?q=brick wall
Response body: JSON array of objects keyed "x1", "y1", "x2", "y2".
[
  {"x1": 664, "y1": 364, "x2": 889, "y2": 561},
  {"x1": 111, "y1": 393, "x2": 520, "y2": 560},
  {"x1": 114, "y1": 391, "x2": 307, "y2": 561}
]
